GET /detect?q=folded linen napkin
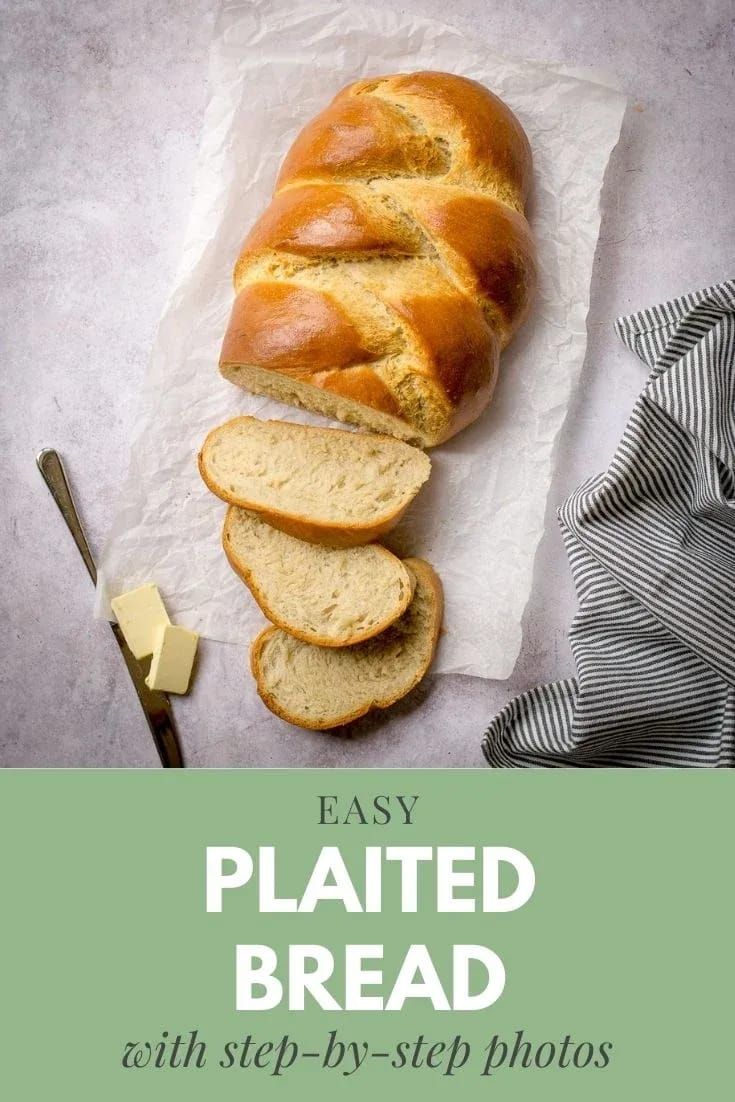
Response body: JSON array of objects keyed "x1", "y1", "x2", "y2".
[{"x1": 483, "y1": 281, "x2": 735, "y2": 767}]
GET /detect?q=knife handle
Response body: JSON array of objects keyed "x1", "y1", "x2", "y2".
[
  {"x1": 37, "y1": 449, "x2": 98, "y2": 585},
  {"x1": 36, "y1": 448, "x2": 185, "y2": 768}
]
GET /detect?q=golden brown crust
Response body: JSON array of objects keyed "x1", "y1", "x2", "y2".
[
  {"x1": 375, "y1": 72, "x2": 533, "y2": 201},
  {"x1": 411, "y1": 192, "x2": 537, "y2": 344},
  {"x1": 247, "y1": 509, "x2": 412, "y2": 549},
  {"x1": 249, "y1": 558, "x2": 444, "y2": 729},
  {"x1": 238, "y1": 184, "x2": 421, "y2": 259},
  {"x1": 276, "y1": 95, "x2": 450, "y2": 188},
  {"x1": 221, "y1": 283, "x2": 375, "y2": 374},
  {"x1": 198, "y1": 416, "x2": 430, "y2": 548},
  {"x1": 307, "y1": 365, "x2": 403, "y2": 419},
  {"x1": 388, "y1": 292, "x2": 500, "y2": 440},
  {"x1": 221, "y1": 71, "x2": 536, "y2": 447},
  {"x1": 223, "y1": 507, "x2": 415, "y2": 646}
]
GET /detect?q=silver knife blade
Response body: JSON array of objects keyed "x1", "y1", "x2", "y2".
[{"x1": 36, "y1": 449, "x2": 184, "y2": 768}]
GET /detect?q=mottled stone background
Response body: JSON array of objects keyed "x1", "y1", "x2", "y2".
[{"x1": 2, "y1": 0, "x2": 733, "y2": 765}]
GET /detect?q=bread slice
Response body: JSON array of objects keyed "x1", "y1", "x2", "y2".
[
  {"x1": 198, "y1": 415, "x2": 430, "y2": 547},
  {"x1": 250, "y1": 558, "x2": 443, "y2": 730},
  {"x1": 223, "y1": 506, "x2": 415, "y2": 646}
]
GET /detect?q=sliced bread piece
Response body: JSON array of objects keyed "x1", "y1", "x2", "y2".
[
  {"x1": 250, "y1": 558, "x2": 443, "y2": 730},
  {"x1": 198, "y1": 415, "x2": 430, "y2": 547},
  {"x1": 223, "y1": 507, "x2": 415, "y2": 646}
]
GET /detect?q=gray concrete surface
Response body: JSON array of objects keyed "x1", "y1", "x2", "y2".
[{"x1": 2, "y1": 0, "x2": 733, "y2": 766}]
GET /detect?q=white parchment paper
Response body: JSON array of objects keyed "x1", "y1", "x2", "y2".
[{"x1": 95, "y1": 0, "x2": 626, "y2": 680}]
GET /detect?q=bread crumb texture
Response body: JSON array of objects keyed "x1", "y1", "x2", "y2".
[
  {"x1": 199, "y1": 416, "x2": 430, "y2": 545},
  {"x1": 224, "y1": 507, "x2": 414, "y2": 646},
  {"x1": 251, "y1": 558, "x2": 443, "y2": 729}
]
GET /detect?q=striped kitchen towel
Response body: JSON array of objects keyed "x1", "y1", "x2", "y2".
[{"x1": 483, "y1": 280, "x2": 735, "y2": 767}]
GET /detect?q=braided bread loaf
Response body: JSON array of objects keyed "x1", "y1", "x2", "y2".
[{"x1": 220, "y1": 71, "x2": 537, "y2": 448}]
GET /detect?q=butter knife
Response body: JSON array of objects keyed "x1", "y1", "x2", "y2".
[{"x1": 37, "y1": 449, "x2": 185, "y2": 768}]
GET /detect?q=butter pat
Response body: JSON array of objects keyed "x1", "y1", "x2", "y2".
[
  {"x1": 145, "y1": 624, "x2": 199, "y2": 695},
  {"x1": 111, "y1": 583, "x2": 170, "y2": 660}
]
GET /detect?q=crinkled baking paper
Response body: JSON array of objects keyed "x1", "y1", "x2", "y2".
[{"x1": 95, "y1": 0, "x2": 626, "y2": 679}]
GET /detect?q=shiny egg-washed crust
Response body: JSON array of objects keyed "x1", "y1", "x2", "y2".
[
  {"x1": 249, "y1": 558, "x2": 444, "y2": 730},
  {"x1": 220, "y1": 71, "x2": 537, "y2": 447}
]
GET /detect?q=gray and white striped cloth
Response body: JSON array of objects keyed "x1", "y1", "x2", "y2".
[{"x1": 483, "y1": 280, "x2": 735, "y2": 767}]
